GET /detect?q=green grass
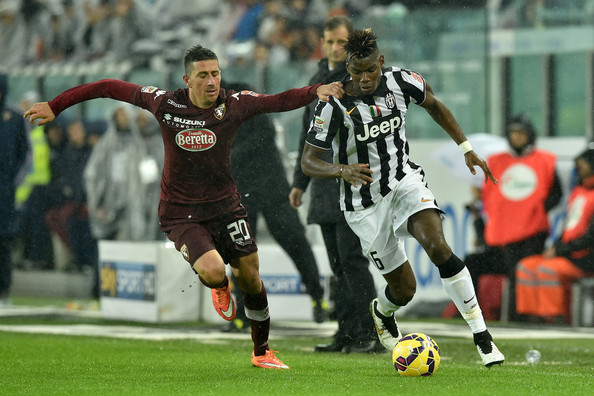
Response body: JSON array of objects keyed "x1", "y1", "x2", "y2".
[{"x1": 1, "y1": 317, "x2": 593, "y2": 396}]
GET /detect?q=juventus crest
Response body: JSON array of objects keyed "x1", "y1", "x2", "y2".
[{"x1": 385, "y1": 92, "x2": 396, "y2": 109}]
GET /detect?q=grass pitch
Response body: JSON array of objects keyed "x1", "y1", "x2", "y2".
[{"x1": 0, "y1": 302, "x2": 593, "y2": 395}]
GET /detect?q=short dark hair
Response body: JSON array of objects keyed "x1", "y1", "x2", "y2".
[
  {"x1": 324, "y1": 16, "x2": 353, "y2": 34},
  {"x1": 577, "y1": 148, "x2": 594, "y2": 170},
  {"x1": 184, "y1": 45, "x2": 218, "y2": 75},
  {"x1": 344, "y1": 28, "x2": 379, "y2": 61},
  {"x1": 507, "y1": 113, "x2": 536, "y2": 144}
]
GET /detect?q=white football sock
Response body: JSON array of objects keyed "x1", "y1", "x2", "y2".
[
  {"x1": 441, "y1": 266, "x2": 487, "y2": 333},
  {"x1": 377, "y1": 286, "x2": 401, "y2": 317}
]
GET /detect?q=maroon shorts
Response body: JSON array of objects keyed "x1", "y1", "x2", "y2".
[{"x1": 158, "y1": 195, "x2": 258, "y2": 270}]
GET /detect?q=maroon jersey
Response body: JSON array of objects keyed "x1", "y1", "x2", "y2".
[{"x1": 48, "y1": 79, "x2": 321, "y2": 205}]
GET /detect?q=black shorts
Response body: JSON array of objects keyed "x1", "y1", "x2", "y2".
[{"x1": 158, "y1": 195, "x2": 258, "y2": 270}]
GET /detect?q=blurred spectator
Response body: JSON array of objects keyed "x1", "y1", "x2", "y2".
[
  {"x1": 257, "y1": 4, "x2": 292, "y2": 66},
  {"x1": 45, "y1": 119, "x2": 68, "y2": 167},
  {"x1": 136, "y1": 108, "x2": 164, "y2": 240},
  {"x1": 15, "y1": 91, "x2": 54, "y2": 270},
  {"x1": 80, "y1": 0, "x2": 113, "y2": 61},
  {"x1": 148, "y1": 0, "x2": 221, "y2": 30},
  {"x1": 45, "y1": 119, "x2": 97, "y2": 273},
  {"x1": 0, "y1": 73, "x2": 29, "y2": 304},
  {"x1": 84, "y1": 119, "x2": 108, "y2": 147},
  {"x1": 0, "y1": 0, "x2": 29, "y2": 68},
  {"x1": 516, "y1": 0, "x2": 545, "y2": 28},
  {"x1": 287, "y1": 0, "x2": 309, "y2": 21},
  {"x1": 21, "y1": 0, "x2": 52, "y2": 62},
  {"x1": 207, "y1": 0, "x2": 249, "y2": 47},
  {"x1": 84, "y1": 104, "x2": 148, "y2": 241},
  {"x1": 495, "y1": 0, "x2": 545, "y2": 29},
  {"x1": 542, "y1": 148, "x2": 594, "y2": 271},
  {"x1": 482, "y1": 113, "x2": 562, "y2": 321},
  {"x1": 232, "y1": 0, "x2": 264, "y2": 42},
  {"x1": 41, "y1": 0, "x2": 87, "y2": 62},
  {"x1": 107, "y1": 0, "x2": 153, "y2": 63},
  {"x1": 286, "y1": 20, "x2": 319, "y2": 62},
  {"x1": 516, "y1": 148, "x2": 594, "y2": 322},
  {"x1": 257, "y1": 0, "x2": 288, "y2": 43}
]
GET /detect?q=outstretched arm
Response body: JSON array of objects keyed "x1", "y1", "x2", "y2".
[
  {"x1": 301, "y1": 143, "x2": 373, "y2": 188},
  {"x1": 421, "y1": 82, "x2": 498, "y2": 185},
  {"x1": 24, "y1": 79, "x2": 140, "y2": 125},
  {"x1": 251, "y1": 82, "x2": 345, "y2": 115}
]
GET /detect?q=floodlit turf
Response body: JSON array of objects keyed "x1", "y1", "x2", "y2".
[{"x1": 1, "y1": 325, "x2": 593, "y2": 396}]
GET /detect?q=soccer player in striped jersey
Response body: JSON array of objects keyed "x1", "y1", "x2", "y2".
[{"x1": 301, "y1": 29, "x2": 505, "y2": 367}]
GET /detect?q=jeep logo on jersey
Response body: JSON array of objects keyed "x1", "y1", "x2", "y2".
[
  {"x1": 356, "y1": 114, "x2": 402, "y2": 142},
  {"x1": 176, "y1": 129, "x2": 216, "y2": 151}
]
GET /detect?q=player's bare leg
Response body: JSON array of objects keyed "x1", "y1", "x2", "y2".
[{"x1": 194, "y1": 250, "x2": 236, "y2": 321}]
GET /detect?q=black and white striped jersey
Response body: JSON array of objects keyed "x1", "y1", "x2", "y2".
[{"x1": 305, "y1": 66, "x2": 427, "y2": 211}]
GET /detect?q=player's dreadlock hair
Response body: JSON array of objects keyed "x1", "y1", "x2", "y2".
[
  {"x1": 184, "y1": 45, "x2": 218, "y2": 75},
  {"x1": 344, "y1": 28, "x2": 379, "y2": 61}
]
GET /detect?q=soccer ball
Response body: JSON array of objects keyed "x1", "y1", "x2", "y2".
[{"x1": 392, "y1": 333, "x2": 440, "y2": 377}]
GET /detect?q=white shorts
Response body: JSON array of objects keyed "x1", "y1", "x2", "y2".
[{"x1": 344, "y1": 169, "x2": 444, "y2": 275}]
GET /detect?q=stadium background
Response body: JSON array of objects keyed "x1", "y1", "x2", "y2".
[{"x1": 2, "y1": 0, "x2": 592, "y2": 318}]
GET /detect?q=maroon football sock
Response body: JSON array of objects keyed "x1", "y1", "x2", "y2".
[{"x1": 244, "y1": 281, "x2": 270, "y2": 356}]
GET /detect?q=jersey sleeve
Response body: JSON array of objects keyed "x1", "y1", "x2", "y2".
[
  {"x1": 132, "y1": 85, "x2": 169, "y2": 114},
  {"x1": 304, "y1": 98, "x2": 340, "y2": 150},
  {"x1": 398, "y1": 68, "x2": 426, "y2": 105},
  {"x1": 48, "y1": 79, "x2": 143, "y2": 116},
  {"x1": 229, "y1": 84, "x2": 322, "y2": 119}
]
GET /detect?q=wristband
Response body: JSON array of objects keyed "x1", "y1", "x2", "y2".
[{"x1": 459, "y1": 140, "x2": 473, "y2": 154}]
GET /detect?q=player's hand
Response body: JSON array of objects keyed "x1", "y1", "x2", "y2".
[
  {"x1": 340, "y1": 163, "x2": 374, "y2": 188},
  {"x1": 23, "y1": 102, "x2": 55, "y2": 126},
  {"x1": 289, "y1": 187, "x2": 304, "y2": 209},
  {"x1": 317, "y1": 82, "x2": 344, "y2": 101},
  {"x1": 464, "y1": 151, "x2": 498, "y2": 185}
]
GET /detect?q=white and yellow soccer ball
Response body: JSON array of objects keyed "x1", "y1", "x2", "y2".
[{"x1": 392, "y1": 333, "x2": 440, "y2": 377}]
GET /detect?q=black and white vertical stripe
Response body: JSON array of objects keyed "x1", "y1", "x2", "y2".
[{"x1": 306, "y1": 66, "x2": 427, "y2": 211}]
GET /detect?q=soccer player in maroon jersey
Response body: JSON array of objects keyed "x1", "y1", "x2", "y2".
[{"x1": 24, "y1": 45, "x2": 344, "y2": 369}]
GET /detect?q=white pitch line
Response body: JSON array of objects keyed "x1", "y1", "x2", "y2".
[{"x1": 0, "y1": 320, "x2": 593, "y2": 341}]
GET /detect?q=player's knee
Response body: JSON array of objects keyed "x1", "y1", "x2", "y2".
[
  {"x1": 193, "y1": 254, "x2": 226, "y2": 286},
  {"x1": 424, "y1": 239, "x2": 452, "y2": 265}
]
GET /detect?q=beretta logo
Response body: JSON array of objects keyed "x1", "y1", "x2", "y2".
[{"x1": 176, "y1": 129, "x2": 217, "y2": 151}]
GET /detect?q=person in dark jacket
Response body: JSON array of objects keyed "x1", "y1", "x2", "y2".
[
  {"x1": 289, "y1": 16, "x2": 380, "y2": 353},
  {"x1": 0, "y1": 73, "x2": 30, "y2": 304},
  {"x1": 45, "y1": 119, "x2": 97, "y2": 275},
  {"x1": 225, "y1": 80, "x2": 328, "y2": 331}
]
